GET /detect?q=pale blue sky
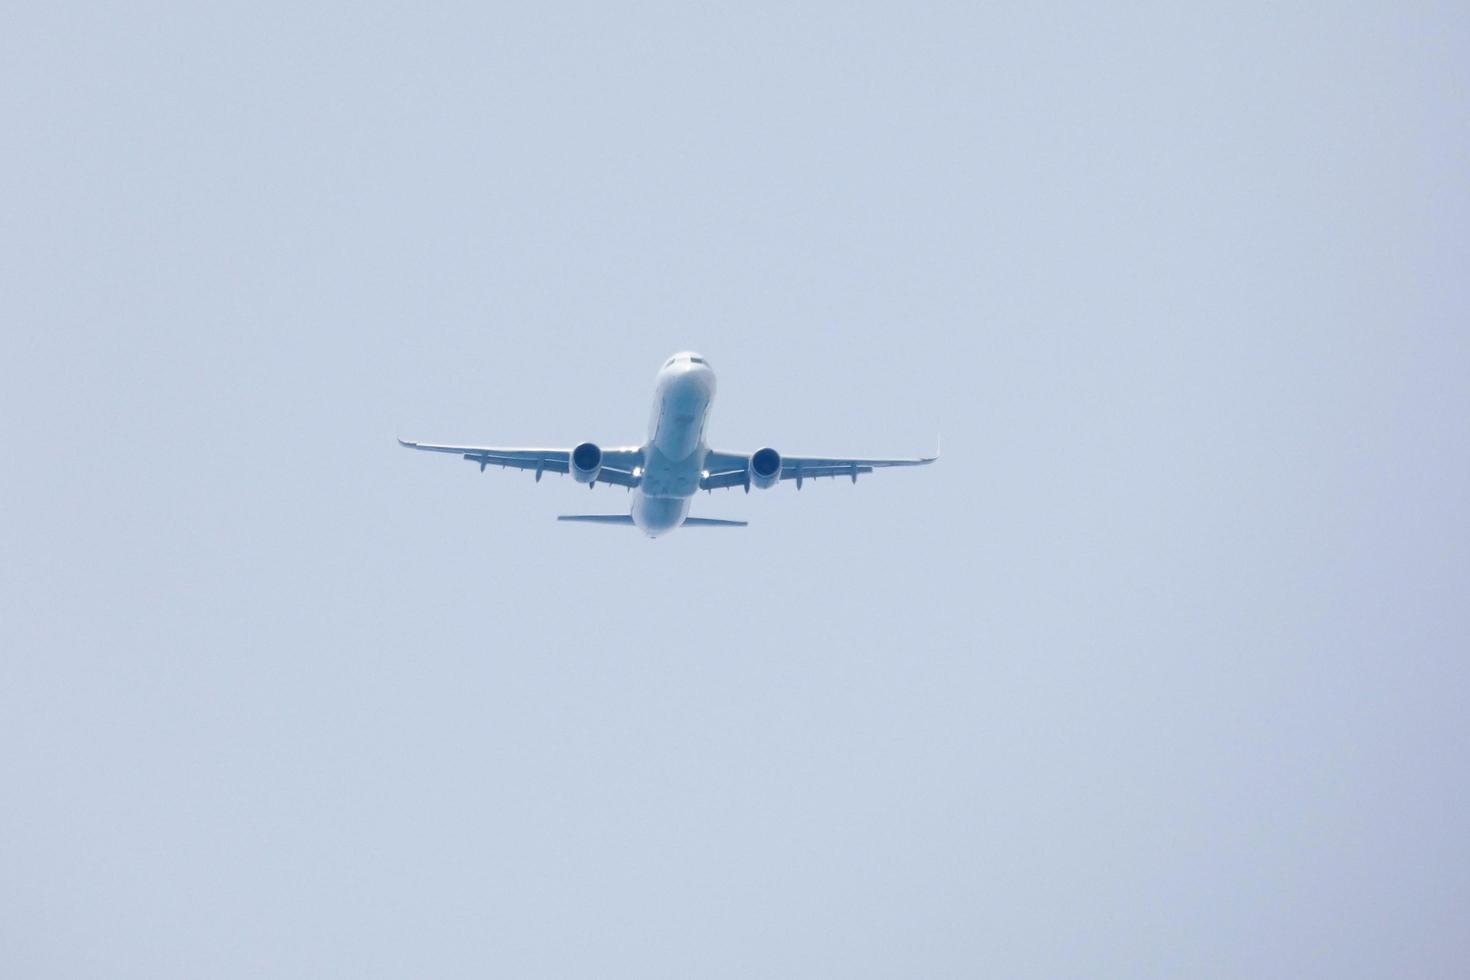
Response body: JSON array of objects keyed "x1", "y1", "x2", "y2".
[{"x1": 2, "y1": 2, "x2": 1467, "y2": 976}]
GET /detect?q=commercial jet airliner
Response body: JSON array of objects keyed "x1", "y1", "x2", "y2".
[{"x1": 399, "y1": 352, "x2": 937, "y2": 537}]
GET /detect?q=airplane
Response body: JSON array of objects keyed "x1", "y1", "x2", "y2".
[{"x1": 398, "y1": 351, "x2": 937, "y2": 537}]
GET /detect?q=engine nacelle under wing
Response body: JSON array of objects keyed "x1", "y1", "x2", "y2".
[
  {"x1": 748, "y1": 447, "x2": 781, "y2": 490},
  {"x1": 571, "y1": 442, "x2": 603, "y2": 484}
]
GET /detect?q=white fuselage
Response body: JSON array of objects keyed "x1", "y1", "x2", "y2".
[{"x1": 631, "y1": 356, "x2": 717, "y2": 537}]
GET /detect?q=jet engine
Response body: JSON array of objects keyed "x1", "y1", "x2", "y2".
[
  {"x1": 571, "y1": 442, "x2": 603, "y2": 484},
  {"x1": 748, "y1": 447, "x2": 782, "y2": 490}
]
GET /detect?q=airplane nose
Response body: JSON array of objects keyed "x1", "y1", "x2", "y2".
[
  {"x1": 687, "y1": 364, "x2": 715, "y2": 394},
  {"x1": 658, "y1": 354, "x2": 716, "y2": 397}
]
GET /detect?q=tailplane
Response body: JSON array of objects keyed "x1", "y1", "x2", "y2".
[{"x1": 557, "y1": 514, "x2": 747, "y2": 527}]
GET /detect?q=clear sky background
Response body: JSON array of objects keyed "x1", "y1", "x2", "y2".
[{"x1": 2, "y1": 2, "x2": 1467, "y2": 976}]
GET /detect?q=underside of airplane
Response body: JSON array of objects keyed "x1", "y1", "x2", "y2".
[{"x1": 399, "y1": 352, "x2": 937, "y2": 537}]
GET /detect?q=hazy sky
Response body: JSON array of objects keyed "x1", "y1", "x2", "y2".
[{"x1": 2, "y1": 2, "x2": 1467, "y2": 976}]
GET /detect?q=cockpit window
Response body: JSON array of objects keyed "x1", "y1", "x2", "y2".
[{"x1": 690, "y1": 356, "x2": 707, "y2": 365}]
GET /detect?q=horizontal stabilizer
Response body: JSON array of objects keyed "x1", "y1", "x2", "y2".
[
  {"x1": 681, "y1": 517, "x2": 748, "y2": 527},
  {"x1": 556, "y1": 514, "x2": 635, "y2": 524}
]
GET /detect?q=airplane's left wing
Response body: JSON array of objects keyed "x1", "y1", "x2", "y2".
[
  {"x1": 700, "y1": 446, "x2": 937, "y2": 491},
  {"x1": 398, "y1": 439, "x2": 642, "y2": 488}
]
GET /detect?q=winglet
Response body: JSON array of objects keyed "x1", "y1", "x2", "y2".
[
  {"x1": 916, "y1": 434, "x2": 940, "y2": 464},
  {"x1": 397, "y1": 437, "x2": 417, "y2": 449}
]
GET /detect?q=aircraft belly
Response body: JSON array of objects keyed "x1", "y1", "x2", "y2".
[
  {"x1": 655, "y1": 414, "x2": 702, "y2": 460},
  {"x1": 651, "y1": 372, "x2": 711, "y2": 461},
  {"x1": 638, "y1": 447, "x2": 703, "y2": 499},
  {"x1": 630, "y1": 358, "x2": 719, "y2": 536}
]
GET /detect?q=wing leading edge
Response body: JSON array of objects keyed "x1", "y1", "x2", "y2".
[{"x1": 398, "y1": 439, "x2": 642, "y2": 488}]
